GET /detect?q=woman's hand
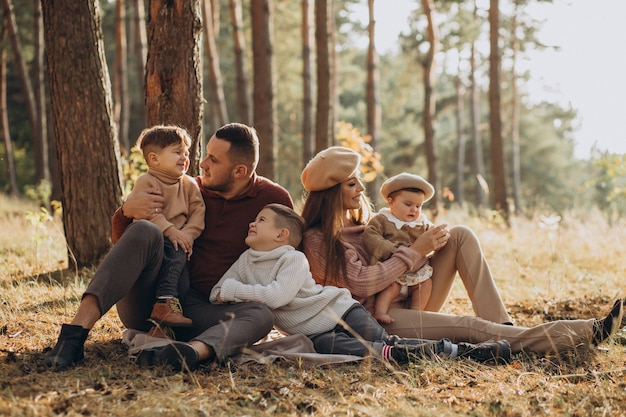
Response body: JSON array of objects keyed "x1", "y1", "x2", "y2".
[
  {"x1": 410, "y1": 224, "x2": 450, "y2": 257},
  {"x1": 122, "y1": 188, "x2": 165, "y2": 220}
]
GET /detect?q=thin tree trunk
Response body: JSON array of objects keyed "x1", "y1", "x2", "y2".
[
  {"x1": 455, "y1": 68, "x2": 465, "y2": 208},
  {"x1": 470, "y1": 1, "x2": 486, "y2": 209},
  {"x1": 314, "y1": 0, "x2": 332, "y2": 152},
  {"x1": 0, "y1": 25, "x2": 18, "y2": 196},
  {"x1": 131, "y1": 0, "x2": 147, "y2": 128},
  {"x1": 510, "y1": 3, "x2": 522, "y2": 215},
  {"x1": 114, "y1": 0, "x2": 130, "y2": 152},
  {"x1": 229, "y1": 0, "x2": 251, "y2": 125},
  {"x1": 3, "y1": 0, "x2": 47, "y2": 186},
  {"x1": 251, "y1": 0, "x2": 276, "y2": 179},
  {"x1": 202, "y1": 0, "x2": 228, "y2": 127},
  {"x1": 489, "y1": 0, "x2": 509, "y2": 222},
  {"x1": 33, "y1": 0, "x2": 49, "y2": 198},
  {"x1": 301, "y1": 0, "x2": 314, "y2": 165},
  {"x1": 420, "y1": 0, "x2": 439, "y2": 217},
  {"x1": 146, "y1": 0, "x2": 203, "y2": 175},
  {"x1": 42, "y1": 0, "x2": 124, "y2": 266},
  {"x1": 365, "y1": 0, "x2": 380, "y2": 204}
]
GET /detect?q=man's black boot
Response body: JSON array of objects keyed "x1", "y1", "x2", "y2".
[
  {"x1": 457, "y1": 340, "x2": 511, "y2": 365},
  {"x1": 43, "y1": 324, "x2": 90, "y2": 371}
]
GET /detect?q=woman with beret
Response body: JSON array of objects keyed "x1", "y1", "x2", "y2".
[{"x1": 299, "y1": 146, "x2": 623, "y2": 354}]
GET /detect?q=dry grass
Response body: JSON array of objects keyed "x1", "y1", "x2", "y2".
[{"x1": 1, "y1": 195, "x2": 625, "y2": 416}]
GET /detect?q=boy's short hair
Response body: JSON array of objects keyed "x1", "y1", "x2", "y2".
[
  {"x1": 136, "y1": 125, "x2": 192, "y2": 160},
  {"x1": 264, "y1": 203, "x2": 304, "y2": 248}
]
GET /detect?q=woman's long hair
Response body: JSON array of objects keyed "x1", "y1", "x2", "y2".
[{"x1": 301, "y1": 182, "x2": 373, "y2": 286}]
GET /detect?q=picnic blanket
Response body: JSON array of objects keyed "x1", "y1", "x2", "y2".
[{"x1": 122, "y1": 329, "x2": 364, "y2": 366}]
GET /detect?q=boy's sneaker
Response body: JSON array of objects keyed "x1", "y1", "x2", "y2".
[
  {"x1": 149, "y1": 297, "x2": 193, "y2": 327},
  {"x1": 134, "y1": 341, "x2": 199, "y2": 372},
  {"x1": 457, "y1": 340, "x2": 511, "y2": 364},
  {"x1": 592, "y1": 298, "x2": 624, "y2": 345}
]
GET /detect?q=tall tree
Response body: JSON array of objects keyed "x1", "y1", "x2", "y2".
[
  {"x1": 229, "y1": 0, "x2": 251, "y2": 125},
  {"x1": 454, "y1": 61, "x2": 465, "y2": 208},
  {"x1": 251, "y1": 0, "x2": 277, "y2": 179},
  {"x1": 0, "y1": 25, "x2": 18, "y2": 196},
  {"x1": 314, "y1": 0, "x2": 335, "y2": 152},
  {"x1": 41, "y1": 0, "x2": 124, "y2": 266},
  {"x1": 488, "y1": 0, "x2": 509, "y2": 221},
  {"x1": 301, "y1": 0, "x2": 314, "y2": 165},
  {"x1": 131, "y1": 0, "x2": 147, "y2": 128},
  {"x1": 3, "y1": 0, "x2": 49, "y2": 187},
  {"x1": 509, "y1": 1, "x2": 522, "y2": 215},
  {"x1": 114, "y1": 0, "x2": 130, "y2": 152},
  {"x1": 33, "y1": 0, "x2": 49, "y2": 193},
  {"x1": 365, "y1": 0, "x2": 380, "y2": 203},
  {"x1": 145, "y1": 0, "x2": 203, "y2": 174},
  {"x1": 469, "y1": 1, "x2": 486, "y2": 209},
  {"x1": 420, "y1": 0, "x2": 439, "y2": 216},
  {"x1": 202, "y1": 0, "x2": 228, "y2": 128}
]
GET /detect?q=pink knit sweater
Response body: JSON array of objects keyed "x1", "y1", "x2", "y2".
[{"x1": 302, "y1": 225, "x2": 427, "y2": 303}]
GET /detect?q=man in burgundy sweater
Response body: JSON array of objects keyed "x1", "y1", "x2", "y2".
[{"x1": 44, "y1": 123, "x2": 293, "y2": 372}]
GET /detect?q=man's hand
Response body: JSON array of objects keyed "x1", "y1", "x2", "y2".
[{"x1": 122, "y1": 188, "x2": 165, "y2": 220}]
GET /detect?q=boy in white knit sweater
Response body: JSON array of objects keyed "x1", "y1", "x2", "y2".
[{"x1": 210, "y1": 203, "x2": 511, "y2": 364}]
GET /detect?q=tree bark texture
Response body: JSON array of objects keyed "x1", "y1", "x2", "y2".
[
  {"x1": 146, "y1": 0, "x2": 203, "y2": 175},
  {"x1": 251, "y1": 0, "x2": 276, "y2": 180},
  {"x1": 301, "y1": 0, "x2": 314, "y2": 166},
  {"x1": 33, "y1": 0, "x2": 50, "y2": 190},
  {"x1": 314, "y1": 0, "x2": 332, "y2": 152},
  {"x1": 202, "y1": 0, "x2": 229, "y2": 128},
  {"x1": 131, "y1": 0, "x2": 147, "y2": 127},
  {"x1": 365, "y1": 0, "x2": 380, "y2": 204},
  {"x1": 114, "y1": 0, "x2": 130, "y2": 152},
  {"x1": 1, "y1": 26, "x2": 18, "y2": 196},
  {"x1": 420, "y1": 0, "x2": 439, "y2": 217},
  {"x1": 3, "y1": 0, "x2": 48, "y2": 185},
  {"x1": 489, "y1": 0, "x2": 509, "y2": 221},
  {"x1": 41, "y1": 0, "x2": 123, "y2": 266},
  {"x1": 229, "y1": 0, "x2": 251, "y2": 125}
]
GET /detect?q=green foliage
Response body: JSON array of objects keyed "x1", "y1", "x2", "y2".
[{"x1": 586, "y1": 152, "x2": 626, "y2": 223}]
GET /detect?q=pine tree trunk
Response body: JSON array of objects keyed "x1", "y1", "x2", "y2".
[
  {"x1": 0, "y1": 26, "x2": 18, "y2": 196},
  {"x1": 202, "y1": 0, "x2": 229, "y2": 127},
  {"x1": 3, "y1": 0, "x2": 48, "y2": 186},
  {"x1": 229, "y1": 0, "x2": 251, "y2": 125},
  {"x1": 301, "y1": 0, "x2": 314, "y2": 166},
  {"x1": 131, "y1": 0, "x2": 147, "y2": 128},
  {"x1": 455, "y1": 69, "x2": 465, "y2": 208},
  {"x1": 314, "y1": 0, "x2": 333, "y2": 152},
  {"x1": 470, "y1": 2, "x2": 486, "y2": 210},
  {"x1": 41, "y1": 0, "x2": 123, "y2": 266},
  {"x1": 114, "y1": 0, "x2": 130, "y2": 152},
  {"x1": 365, "y1": 0, "x2": 380, "y2": 204},
  {"x1": 510, "y1": 5, "x2": 522, "y2": 215},
  {"x1": 146, "y1": 0, "x2": 203, "y2": 174},
  {"x1": 420, "y1": 0, "x2": 439, "y2": 218},
  {"x1": 251, "y1": 0, "x2": 277, "y2": 180},
  {"x1": 489, "y1": 0, "x2": 509, "y2": 222},
  {"x1": 33, "y1": 0, "x2": 50, "y2": 195}
]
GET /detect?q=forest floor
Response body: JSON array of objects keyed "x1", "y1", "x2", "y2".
[{"x1": 1, "y1": 195, "x2": 625, "y2": 416}]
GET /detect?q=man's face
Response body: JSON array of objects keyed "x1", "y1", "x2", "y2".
[{"x1": 199, "y1": 137, "x2": 236, "y2": 193}]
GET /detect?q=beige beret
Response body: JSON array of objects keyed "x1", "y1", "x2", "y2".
[
  {"x1": 301, "y1": 146, "x2": 361, "y2": 191},
  {"x1": 380, "y1": 172, "x2": 435, "y2": 202}
]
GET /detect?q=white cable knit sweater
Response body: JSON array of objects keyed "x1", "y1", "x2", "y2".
[{"x1": 209, "y1": 245, "x2": 358, "y2": 336}]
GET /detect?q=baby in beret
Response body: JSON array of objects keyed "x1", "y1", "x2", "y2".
[{"x1": 363, "y1": 172, "x2": 435, "y2": 324}]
